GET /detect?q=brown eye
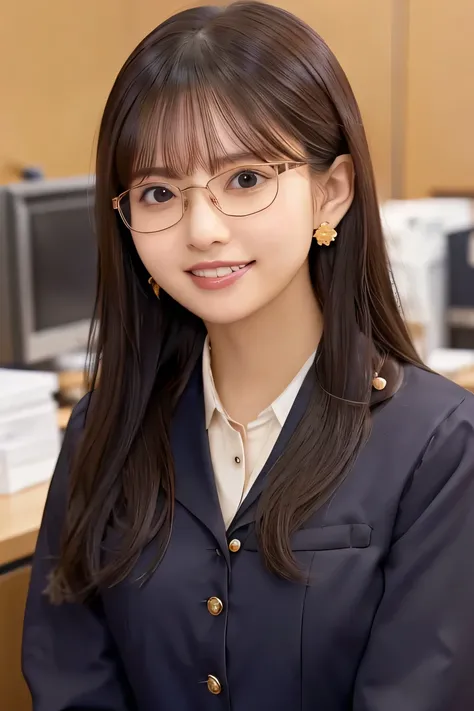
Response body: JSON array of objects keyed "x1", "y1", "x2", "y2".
[
  {"x1": 141, "y1": 185, "x2": 176, "y2": 204},
  {"x1": 228, "y1": 171, "x2": 265, "y2": 190}
]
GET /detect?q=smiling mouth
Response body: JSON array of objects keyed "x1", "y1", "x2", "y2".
[
  {"x1": 187, "y1": 261, "x2": 255, "y2": 291},
  {"x1": 190, "y1": 263, "x2": 251, "y2": 278}
]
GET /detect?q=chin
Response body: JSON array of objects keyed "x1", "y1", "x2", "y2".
[{"x1": 184, "y1": 297, "x2": 262, "y2": 326}]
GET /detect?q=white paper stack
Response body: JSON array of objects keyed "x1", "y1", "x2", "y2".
[{"x1": 0, "y1": 369, "x2": 61, "y2": 494}]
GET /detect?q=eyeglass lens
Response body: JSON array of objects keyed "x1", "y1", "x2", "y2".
[{"x1": 118, "y1": 164, "x2": 279, "y2": 233}]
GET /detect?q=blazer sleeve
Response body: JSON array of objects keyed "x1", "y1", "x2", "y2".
[
  {"x1": 22, "y1": 396, "x2": 136, "y2": 711},
  {"x1": 353, "y1": 395, "x2": 474, "y2": 711}
]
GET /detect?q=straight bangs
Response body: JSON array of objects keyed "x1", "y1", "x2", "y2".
[{"x1": 114, "y1": 52, "x2": 309, "y2": 189}]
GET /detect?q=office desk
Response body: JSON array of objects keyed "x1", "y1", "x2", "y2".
[
  {"x1": 0, "y1": 482, "x2": 49, "y2": 568},
  {"x1": 452, "y1": 367, "x2": 474, "y2": 393},
  {"x1": 0, "y1": 406, "x2": 71, "y2": 711},
  {"x1": 0, "y1": 407, "x2": 71, "y2": 567},
  {"x1": 0, "y1": 484, "x2": 47, "y2": 711}
]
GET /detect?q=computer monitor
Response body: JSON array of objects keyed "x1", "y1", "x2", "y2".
[{"x1": 0, "y1": 176, "x2": 97, "y2": 365}]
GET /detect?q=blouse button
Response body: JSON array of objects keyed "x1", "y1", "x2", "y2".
[
  {"x1": 207, "y1": 675, "x2": 222, "y2": 695},
  {"x1": 228, "y1": 538, "x2": 241, "y2": 553},
  {"x1": 234, "y1": 456, "x2": 241, "y2": 464},
  {"x1": 207, "y1": 597, "x2": 224, "y2": 616}
]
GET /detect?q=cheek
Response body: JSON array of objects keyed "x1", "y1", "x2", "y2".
[
  {"x1": 278, "y1": 180, "x2": 315, "y2": 231},
  {"x1": 246, "y1": 192, "x2": 314, "y2": 264},
  {"x1": 131, "y1": 233, "x2": 177, "y2": 281}
]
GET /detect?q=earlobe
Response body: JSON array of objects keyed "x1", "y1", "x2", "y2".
[{"x1": 313, "y1": 154, "x2": 354, "y2": 231}]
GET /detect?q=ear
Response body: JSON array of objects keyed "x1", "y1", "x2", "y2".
[{"x1": 312, "y1": 154, "x2": 354, "y2": 231}]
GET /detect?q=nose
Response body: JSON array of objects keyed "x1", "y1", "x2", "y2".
[{"x1": 184, "y1": 188, "x2": 231, "y2": 252}]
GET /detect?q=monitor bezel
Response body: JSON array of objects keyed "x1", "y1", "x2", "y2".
[{"x1": 5, "y1": 175, "x2": 96, "y2": 364}]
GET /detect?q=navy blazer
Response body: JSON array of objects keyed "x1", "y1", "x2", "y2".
[{"x1": 23, "y1": 363, "x2": 474, "y2": 711}]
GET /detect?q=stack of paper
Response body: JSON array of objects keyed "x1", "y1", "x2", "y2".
[{"x1": 0, "y1": 369, "x2": 60, "y2": 494}]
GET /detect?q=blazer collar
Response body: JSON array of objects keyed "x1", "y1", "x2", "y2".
[
  {"x1": 171, "y1": 353, "x2": 316, "y2": 542},
  {"x1": 171, "y1": 349, "x2": 404, "y2": 544}
]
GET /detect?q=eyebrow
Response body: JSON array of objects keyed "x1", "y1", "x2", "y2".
[{"x1": 131, "y1": 152, "x2": 265, "y2": 182}]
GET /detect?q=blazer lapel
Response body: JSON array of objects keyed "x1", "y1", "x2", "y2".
[
  {"x1": 228, "y1": 356, "x2": 404, "y2": 535},
  {"x1": 228, "y1": 369, "x2": 315, "y2": 534},
  {"x1": 171, "y1": 359, "x2": 227, "y2": 548}
]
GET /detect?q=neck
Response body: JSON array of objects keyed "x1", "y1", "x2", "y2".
[{"x1": 205, "y1": 263, "x2": 322, "y2": 424}]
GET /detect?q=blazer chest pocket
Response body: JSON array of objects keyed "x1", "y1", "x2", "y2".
[{"x1": 243, "y1": 523, "x2": 372, "y2": 552}]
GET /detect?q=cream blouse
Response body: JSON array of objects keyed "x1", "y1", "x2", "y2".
[{"x1": 202, "y1": 338, "x2": 315, "y2": 528}]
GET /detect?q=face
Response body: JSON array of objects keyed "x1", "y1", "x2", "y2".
[{"x1": 128, "y1": 120, "x2": 322, "y2": 325}]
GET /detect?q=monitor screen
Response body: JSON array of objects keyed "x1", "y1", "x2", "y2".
[
  {"x1": 1, "y1": 178, "x2": 99, "y2": 364},
  {"x1": 29, "y1": 196, "x2": 97, "y2": 332}
]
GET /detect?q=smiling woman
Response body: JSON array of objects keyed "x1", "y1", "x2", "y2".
[{"x1": 22, "y1": 3, "x2": 474, "y2": 711}]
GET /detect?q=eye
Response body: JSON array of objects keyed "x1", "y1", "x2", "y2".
[
  {"x1": 140, "y1": 185, "x2": 177, "y2": 205},
  {"x1": 227, "y1": 170, "x2": 266, "y2": 190}
]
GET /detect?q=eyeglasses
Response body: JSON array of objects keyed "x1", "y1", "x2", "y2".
[{"x1": 112, "y1": 161, "x2": 306, "y2": 234}]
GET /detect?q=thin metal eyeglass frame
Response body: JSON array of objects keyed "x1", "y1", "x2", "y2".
[{"x1": 111, "y1": 161, "x2": 306, "y2": 234}]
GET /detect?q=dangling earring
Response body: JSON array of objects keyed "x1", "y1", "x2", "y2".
[
  {"x1": 314, "y1": 222, "x2": 337, "y2": 246},
  {"x1": 372, "y1": 372, "x2": 387, "y2": 391},
  {"x1": 148, "y1": 276, "x2": 160, "y2": 299}
]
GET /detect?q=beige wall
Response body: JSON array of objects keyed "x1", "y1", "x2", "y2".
[
  {"x1": 0, "y1": 1, "x2": 123, "y2": 183},
  {"x1": 404, "y1": 0, "x2": 474, "y2": 197},
  {"x1": 0, "y1": 1, "x2": 183, "y2": 184},
  {"x1": 1, "y1": 1, "x2": 473, "y2": 197}
]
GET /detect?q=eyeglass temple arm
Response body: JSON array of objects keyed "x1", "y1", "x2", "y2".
[{"x1": 275, "y1": 161, "x2": 306, "y2": 175}]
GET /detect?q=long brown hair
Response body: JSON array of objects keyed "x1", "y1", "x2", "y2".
[{"x1": 48, "y1": 1, "x2": 422, "y2": 602}]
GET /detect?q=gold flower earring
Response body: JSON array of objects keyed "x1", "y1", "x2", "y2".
[
  {"x1": 314, "y1": 222, "x2": 337, "y2": 246},
  {"x1": 148, "y1": 276, "x2": 160, "y2": 299}
]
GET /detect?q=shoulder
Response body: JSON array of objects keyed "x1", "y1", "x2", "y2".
[
  {"x1": 67, "y1": 391, "x2": 92, "y2": 432},
  {"x1": 401, "y1": 363, "x2": 472, "y2": 410},
  {"x1": 387, "y1": 366, "x2": 474, "y2": 539},
  {"x1": 61, "y1": 392, "x2": 94, "y2": 453},
  {"x1": 388, "y1": 363, "x2": 474, "y2": 476},
  {"x1": 383, "y1": 363, "x2": 474, "y2": 438}
]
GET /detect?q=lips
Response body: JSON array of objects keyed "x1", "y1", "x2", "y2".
[{"x1": 187, "y1": 261, "x2": 255, "y2": 291}]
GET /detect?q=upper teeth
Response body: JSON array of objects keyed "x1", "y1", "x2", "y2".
[{"x1": 191, "y1": 264, "x2": 247, "y2": 277}]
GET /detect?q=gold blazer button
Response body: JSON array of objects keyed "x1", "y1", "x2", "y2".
[
  {"x1": 228, "y1": 538, "x2": 241, "y2": 553},
  {"x1": 207, "y1": 675, "x2": 222, "y2": 695},
  {"x1": 207, "y1": 597, "x2": 224, "y2": 616}
]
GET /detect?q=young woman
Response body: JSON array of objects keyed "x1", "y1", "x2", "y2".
[{"x1": 23, "y1": 3, "x2": 474, "y2": 710}]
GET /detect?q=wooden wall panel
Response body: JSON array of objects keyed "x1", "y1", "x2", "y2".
[
  {"x1": 404, "y1": 0, "x2": 474, "y2": 197},
  {"x1": 0, "y1": 566, "x2": 32, "y2": 711},
  {"x1": 0, "y1": 1, "x2": 130, "y2": 183}
]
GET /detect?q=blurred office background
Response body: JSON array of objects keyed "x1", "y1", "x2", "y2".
[{"x1": 0, "y1": 1, "x2": 473, "y2": 709}]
